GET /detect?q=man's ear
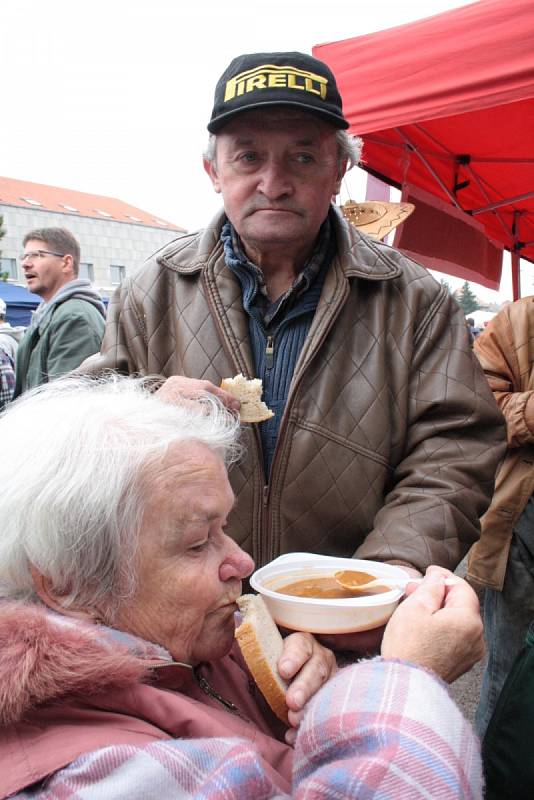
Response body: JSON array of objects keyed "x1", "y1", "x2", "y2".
[
  {"x1": 61, "y1": 253, "x2": 76, "y2": 280},
  {"x1": 203, "y1": 158, "x2": 221, "y2": 194},
  {"x1": 30, "y1": 564, "x2": 98, "y2": 622},
  {"x1": 334, "y1": 158, "x2": 349, "y2": 197}
]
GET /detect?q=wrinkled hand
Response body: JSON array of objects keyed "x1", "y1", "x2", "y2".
[
  {"x1": 380, "y1": 565, "x2": 485, "y2": 683},
  {"x1": 155, "y1": 376, "x2": 241, "y2": 412},
  {"x1": 278, "y1": 632, "x2": 337, "y2": 744}
]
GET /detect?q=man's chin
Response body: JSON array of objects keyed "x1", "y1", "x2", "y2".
[{"x1": 241, "y1": 225, "x2": 305, "y2": 248}]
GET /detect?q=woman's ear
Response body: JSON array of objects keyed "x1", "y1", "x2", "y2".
[{"x1": 29, "y1": 564, "x2": 100, "y2": 623}]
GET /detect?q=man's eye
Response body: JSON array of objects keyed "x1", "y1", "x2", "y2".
[
  {"x1": 239, "y1": 152, "x2": 258, "y2": 162},
  {"x1": 296, "y1": 153, "x2": 314, "y2": 163}
]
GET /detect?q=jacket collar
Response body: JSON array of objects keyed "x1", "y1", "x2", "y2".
[
  {"x1": 158, "y1": 205, "x2": 403, "y2": 282},
  {"x1": 0, "y1": 601, "x2": 194, "y2": 726}
]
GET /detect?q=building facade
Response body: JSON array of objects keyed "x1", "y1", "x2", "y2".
[{"x1": 0, "y1": 176, "x2": 186, "y2": 297}]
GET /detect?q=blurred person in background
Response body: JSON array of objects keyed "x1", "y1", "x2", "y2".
[
  {"x1": 0, "y1": 298, "x2": 20, "y2": 407},
  {"x1": 14, "y1": 227, "x2": 105, "y2": 398},
  {"x1": 468, "y1": 296, "x2": 534, "y2": 736},
  {"x1": 0, "y1": 297, "x2": 25, "y2": 364}
]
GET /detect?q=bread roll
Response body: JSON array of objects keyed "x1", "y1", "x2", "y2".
[
  {"x1": 235, "y1": 594, "x2": 288, "y2": 723},
  {"x1": 220, "y1": 374, "x2": 274, "y2": 423}
]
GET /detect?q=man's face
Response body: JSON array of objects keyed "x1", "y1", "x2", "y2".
[
  {"x1": 204, "y1": 110, "x2": 344, "y2": 265},
  {"x1": 21, "y1": 239, "x2": 72, "y2": 301},
  {"x1": 114, "y1": 441, "x2": 254, "y2": 665}
]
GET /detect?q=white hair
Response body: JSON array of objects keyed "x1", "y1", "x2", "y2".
[
  {"x1": 0, "y1": 375, "x2": 241, "y2": 616},
  {"x1": 203, "y1": 128, "x2": 362, "y2": 172}
]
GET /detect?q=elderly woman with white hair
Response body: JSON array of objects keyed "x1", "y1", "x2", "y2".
[{"x1": 0, "y1": 377, "x2": 484, "y2": 799}]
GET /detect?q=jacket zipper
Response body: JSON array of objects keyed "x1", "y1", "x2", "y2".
[
  {"x1": 151, "y1": 661, "x2": 246, "y2": 719},
  {"x1": 264, "y1": 267, "x2": 350, "y2": 563},
  {"x1": 265, "y1": 335, "x2": 274, "y2": 370},
  {"x1": 193, "y1": 666, "x2": 246, "y2": 718},
  {"x1": 201, "y1": 269, "x2": 267, "y2": 566}
]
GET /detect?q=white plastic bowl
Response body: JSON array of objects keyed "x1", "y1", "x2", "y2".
[{"x1": 249, "y1": 553, "x2": 406, "y2": 634}]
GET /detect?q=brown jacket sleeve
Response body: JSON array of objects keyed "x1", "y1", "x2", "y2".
[{"x1": 474, "y1": 301, "x2": 534, "y2": 448}]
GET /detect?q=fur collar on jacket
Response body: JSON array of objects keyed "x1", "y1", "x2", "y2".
[{"x1": 0, "y1": 601, "x2": 173, "y2": 726}]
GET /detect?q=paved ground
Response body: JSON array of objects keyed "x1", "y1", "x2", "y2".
[{"x1": 450, "y1": 653, "x2": 485, "y2": 725}]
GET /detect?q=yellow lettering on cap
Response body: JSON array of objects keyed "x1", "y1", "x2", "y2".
[
  {"x1": 287, "y1": 73, "x2": 305, "y2": 91},
  {"x1": 268, "y1": 73, "x2": 287, "y2": 88},
  {"x1": 246, "y1": 74, "x2": 267, "y2": 92},
  {"x1": 224, "y1": 76, "x2": 240, "y2": 101},
  {"x1": 223, "y1": 65, "x2": 329, "y2": 103},
  {"x1": 305, "y1": 77, "x2": 325, "y2": 97}
]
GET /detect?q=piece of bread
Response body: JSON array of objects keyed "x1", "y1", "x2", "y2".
[
  {"x1": 220, "y1": 374, "x2": 274, "y2": 423},
  {"x1": 235, "y1": 594, "x2": 289, "y2": 723}
]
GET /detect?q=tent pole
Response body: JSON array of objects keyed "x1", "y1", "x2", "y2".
[
  {"x1": 511, "y1": 252, "x2": 521, "y2": 301},
  {"x1": 394, "y1": 129, "x2": 462, "y2": 209}
]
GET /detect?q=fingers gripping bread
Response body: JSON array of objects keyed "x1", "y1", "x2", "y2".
[
  {"x1": 235, "y1": 594, "x2": 289, "y2": 724},
  {"x1": 220, "y1": 374, "x2": 274, "y2": 423}
]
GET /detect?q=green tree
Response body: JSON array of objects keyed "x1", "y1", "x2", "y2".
[
  {"x1": 440, "y1": 278, "x2": 452, "y2": 294},
  {"x1": 457, "y1": 281, "x2": 479, "y2": 314}
]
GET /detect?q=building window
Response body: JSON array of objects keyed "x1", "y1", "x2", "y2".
[
  {"x1": 20, "y1": 197, "x2": 42, "y2": 206},
  {"x1": 79, "y1": 262, "x2": 94, "y2": 281},
  {"x1": 0, "y1": 258, "x2": 17, "y2": 280},
  {"x1": 110, "y1": 264, "x2": 126, "y2": 285}
]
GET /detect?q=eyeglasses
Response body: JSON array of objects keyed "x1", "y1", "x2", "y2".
[{"x1": 19, "y1": 250, "x2": 66, "y2": 263}]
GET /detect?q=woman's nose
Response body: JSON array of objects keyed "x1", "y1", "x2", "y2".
[{"x1": 219, "y1": 538, "x2": 254, "y2": 582}]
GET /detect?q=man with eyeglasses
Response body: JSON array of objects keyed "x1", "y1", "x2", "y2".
[{"x1": 13, "y1": 227, "x2": 106, "y2": 398}]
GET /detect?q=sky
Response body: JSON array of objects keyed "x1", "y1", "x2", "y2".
[{"x1": 2, "y1": 0, "x2": 516, "y2": 303}]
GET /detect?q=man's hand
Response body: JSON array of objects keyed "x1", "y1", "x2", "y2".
[
  {"x1": 278, "y1": 632, "x2": 336, "y2": 744},
  {"x1": 155, "y1": 376, "x2": 241, "y2": 411},
  {"x1": 380, "y1": 565, "x2": 485, "y2": 683}
]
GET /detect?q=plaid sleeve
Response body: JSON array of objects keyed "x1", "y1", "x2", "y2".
[
  {"x1": 14, "y1": 738, "x2": 288, "y2": 800},
  {"x1": 292, "y1": 658, "x2": 483, "y2": 799},
  {"x1": 13, "y1": 659, "x2": 482, "y2": 799},
  {"x1": 0, "y1": 355, "x2": 15, "y2": 407}
]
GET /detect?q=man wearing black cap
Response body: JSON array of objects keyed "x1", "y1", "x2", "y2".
[{"x1": 87, "y1": 52, "x2": 504, "y2": 651}]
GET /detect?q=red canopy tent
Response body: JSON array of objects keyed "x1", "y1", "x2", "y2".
[{"x1": 313, "y1": 0, "x2": 534, "y2": 297}]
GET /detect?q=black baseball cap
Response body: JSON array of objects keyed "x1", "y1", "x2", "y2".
[{"x1": 207, "y1": 51, "x2": 349, "y2": 133}]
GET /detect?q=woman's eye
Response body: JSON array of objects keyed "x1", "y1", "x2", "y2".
[{"x1": 189, "y1": 541, "x2": 208, "y2": 552}]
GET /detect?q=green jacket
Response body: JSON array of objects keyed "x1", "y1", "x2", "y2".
[{"x1": 14, "y1": 298, "x2": 105, "y2": 398}]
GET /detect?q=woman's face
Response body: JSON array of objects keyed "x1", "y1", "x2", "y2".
[{"x1": 113, "y1": 441, "x2": 254, "y2": 665}]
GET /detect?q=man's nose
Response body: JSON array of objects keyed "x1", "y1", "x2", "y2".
[
  {"x1": 219, "y1": 538, "x2": 254, "y2": 582},
  {"x1": 257, "y1": 159, "x2": 293, "y2": 199}
]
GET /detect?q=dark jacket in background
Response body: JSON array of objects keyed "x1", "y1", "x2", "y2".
[{"x1": 14, "y1": 282, "x2": 105, "y2": 398}]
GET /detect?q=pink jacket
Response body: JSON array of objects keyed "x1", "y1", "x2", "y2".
[{"x1": 0, "y1": 602, "x2": 292, "y2": 798}]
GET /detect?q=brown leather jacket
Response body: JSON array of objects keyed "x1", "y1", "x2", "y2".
[
  {"x1": 468, "y1": 297, "x2": 534, "y2": 590},
  {"x1": 88, "y1": 207, "x2": 505, "y2": 571}
]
